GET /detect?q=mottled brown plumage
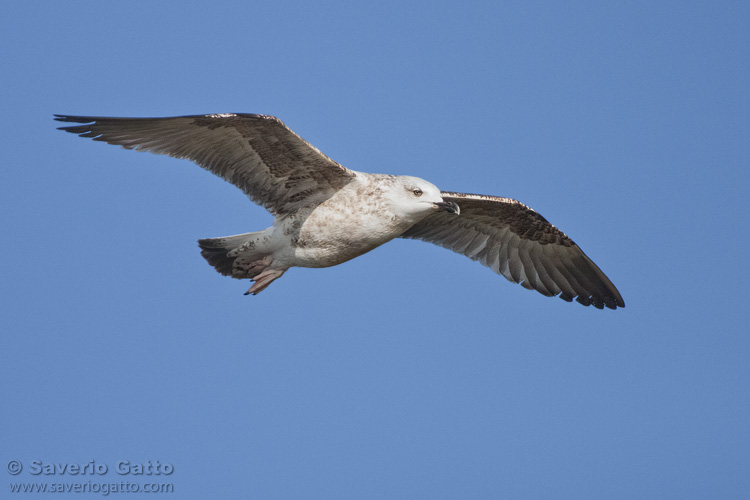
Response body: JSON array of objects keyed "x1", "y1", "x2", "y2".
[
  {"x1": 401, "y1": 193, "x2": 622, "y2": 309},
  {"x1": 55, "y1": 113, "x2": 355, "y2": 215}
]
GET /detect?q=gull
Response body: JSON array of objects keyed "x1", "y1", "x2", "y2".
[{"x1": 55, "y1": 113, "x2": 624, "y2": 309}]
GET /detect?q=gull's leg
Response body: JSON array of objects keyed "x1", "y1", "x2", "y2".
[{"x1": 244, "y1": 269, "x2": 286, "y2": 295}]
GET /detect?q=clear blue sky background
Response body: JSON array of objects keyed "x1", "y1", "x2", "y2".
[{"x1": 1, "y1": 2, "x2": 748, "y2": 499}]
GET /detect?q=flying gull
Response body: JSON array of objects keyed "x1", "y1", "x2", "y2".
[{"x1": 55, "y1": 113, "x2": 624, "y2": 309}]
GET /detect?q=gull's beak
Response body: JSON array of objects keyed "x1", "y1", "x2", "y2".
[{"x1": 434, "y1": 200, "x2": 460, "y2": 215}]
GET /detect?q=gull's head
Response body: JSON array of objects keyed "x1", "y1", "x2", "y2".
[{"x1": 390, "y1": 176, "x2": 460, "y2": 222}]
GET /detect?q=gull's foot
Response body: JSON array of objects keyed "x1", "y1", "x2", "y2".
[{"x1": 244, "y1": 269, "x2": 286, "y2": 295}]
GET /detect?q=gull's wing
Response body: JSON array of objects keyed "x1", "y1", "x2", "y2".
[
  {"x1": 400, "y1": 192, "x2": 624, "y2": 309},
  {"x1": 55, "y1": 113, "x2": 356, "y2": 215}
]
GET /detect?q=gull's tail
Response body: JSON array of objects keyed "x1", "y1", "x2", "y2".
[{"x1": 198, "y1": 230, "x2": 269, "y2": 278}]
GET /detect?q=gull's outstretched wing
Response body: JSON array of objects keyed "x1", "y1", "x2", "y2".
[
  {"x1": 55, "y1": 113, "x2": 356, "y2": 215},
  {"x1": 401, "y1": 192, "x2": 624, "y2": 309}
]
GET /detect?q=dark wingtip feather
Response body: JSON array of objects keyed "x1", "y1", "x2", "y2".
[
  {"x1": 54, "y1": 114, "x2": 94, "y2": 123},
  {"x1": 54, "y1": 115, "x2": 98, "y2": 133}
]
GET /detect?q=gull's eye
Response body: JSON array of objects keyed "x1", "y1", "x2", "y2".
[{"x1": 412, "y1": 189, "x2": 423, "y2": 197}]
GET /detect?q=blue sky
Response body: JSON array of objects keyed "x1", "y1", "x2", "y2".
[{"x1": 1, "y1": 1, "x2": 748, "y2": 498}]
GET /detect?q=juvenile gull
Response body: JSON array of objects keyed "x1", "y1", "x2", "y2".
[{"x1": 55, "y1": 113, "x2": 624, "y2": 309}]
